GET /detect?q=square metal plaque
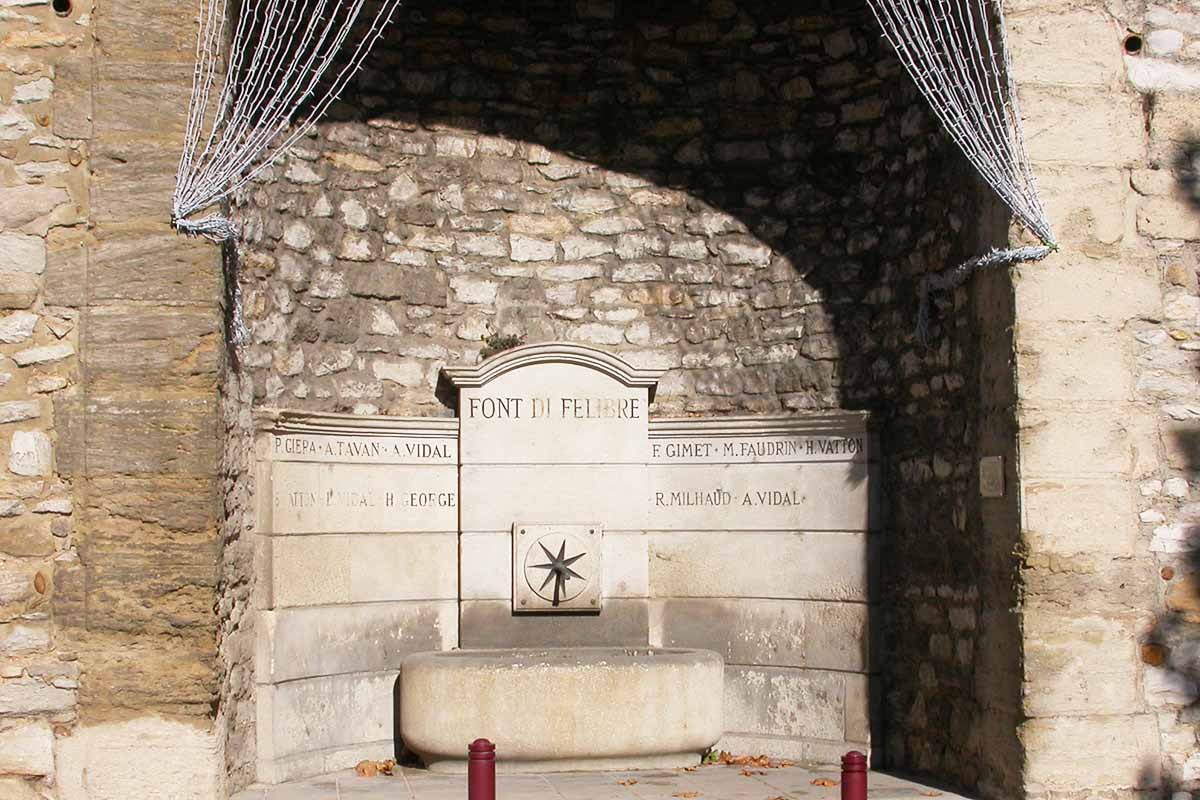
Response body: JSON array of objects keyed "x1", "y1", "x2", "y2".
[{"x1": 512, "y1": 523, "x2": 602, "y2": 614}]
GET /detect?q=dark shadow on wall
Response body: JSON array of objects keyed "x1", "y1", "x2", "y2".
[
  {"x1": 1179, "y1": 141, "x2": 1200, "y2": 210},
  {"x1": 247, "y1": 0, "x2": 1013, "y2": 793},
  {"x1": 1140, "y1": 138, "x2": 1200, "y2": 796}
]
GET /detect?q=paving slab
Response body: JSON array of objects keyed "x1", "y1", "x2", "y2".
[{"x1": 232, "y1": 764, "x2": 974, "y2": 800}]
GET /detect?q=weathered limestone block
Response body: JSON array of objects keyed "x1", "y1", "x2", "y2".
[
  {"x1": 1014, "y1": 254, "x2": 1160, "y2": 323},
  {"x1": 1006, "y1": 9, "x2": 1124, "y2": 87},
  {"x1": 84, "y1": 228, "x2": 220, "y2": 303},
  {"x1": 1017, "y1": 323, "x2": 1133, "y2": 401},
  {"x1": 1034, "y1": 166, "x2": 1129, "y2": 247},
  {"x1": 93, "y1": 0, "x2": 200, "y2": 58},
  {"x1": 0, "y1": 719, "x2": 54, "y2": 776},
  {"x1": 56, "y1": 717, "x2": 223, "y2": 800},
  {"x1": 1018, "y1": 403, "x2": 1158, "y2": 478},
  {"x1": 648, "y1": 532, "x2": 873, "y2": 602},
  {"x1": 1023, "y1": 613, "x2": 1141, "y2": 716},
  {"x1": 67, "y1": 631, "x2": 215, "y2": 714},
  {"x1": 52, "y1": 59, "x2": 93, "y2": 140},
  {"x1": 256, "y1": 600, "x2": 456, "y2": 683},
  {"x1": 1021, "y1": 714, "x2": 1160, "y2": 792},
  {"x1": 267, "y1": 532, "x2": 457, "y2": 607},
  {"x1": 91, "y1": 61, "x2": 192, "y2": 138},
  {"x1": 1023, "y1": 480, "x2": 1136, "y2": 558},
  {"x1": 0, "y1": 677, "x2": 75, "y2": 715},
  {"x1": 1021, "y1": 87, "x2": 1147, "y2": 166},
  {"x1": 43, "y1": 229, "x2": 87, "y2": 308},
  {"x1": 652, "y1": 597, "x2": 869, "y2": 672},
  {"x1": 724, "y1": 665, "x2": 845, "y2": 740},
  {"x1": 90, "y1": 140, "x2": 182, "y2": 222},
  {"x1": 53, "y1": 399, "x2": 218, "y2": 477},
  {"x1": 257, "y1": 672, "x2": 393, "y2": 765},
  {"x1": 82, "y1": 306, "x2": 220, "y2": 390},
  {"x1": 1138, "y1": 195, "x2": 1200, "y2": 241},
  {"x1": 81, "y1": 557, "x2": 215, "y2": 635}
]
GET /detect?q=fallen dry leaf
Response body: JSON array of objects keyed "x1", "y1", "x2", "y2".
[
  {"x1": 682, "y1": 766, "x2": 698, "y2": 772},
  {"x1": 920, "y1": 792, "x2": 943, "y2": 797},
  {"x1": 811, "y1": 778, "x2": 838, "y2": 787},
  {"x1": 768, "y1": 796, "x2": 790, "y2": 800},
  {"x1": 672, "y1": 793, "x2": 702, "y2": 799},
  {"x1": 618, "y1": 778, "x2": 638, "y2": 786},
  {"x1": 354, "y1": 758, "x2": 395, "y2": 778},
  {"x1": 715, "y1": 752, "x2": 793, "y2": 769},
  {"x1": 741, "y1": 768, "x2": 766, "y2": 776}
]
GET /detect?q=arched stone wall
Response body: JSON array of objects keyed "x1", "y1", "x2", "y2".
[{"x1": 221, "y1": 0, "x2": 1018, "y2": 794}]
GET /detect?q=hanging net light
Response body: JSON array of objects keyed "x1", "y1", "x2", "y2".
[
  {"x1": 172, "y1": 0, "x2": 401, "y2": 240},
  {"x1": 864, "y1": 0, "x2": 1058, "y2": 341}
]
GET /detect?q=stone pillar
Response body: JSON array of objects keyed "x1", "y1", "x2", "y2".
[
  {"x1": 0, "y1": 0, "x2": 227, "y2": 795},
  {"x1": 1007, "y1": 2, "x2": 1200, "y2": 795}
]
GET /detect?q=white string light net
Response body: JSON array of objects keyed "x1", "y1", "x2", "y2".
[
  {"x1": 865, "y1": 0, "x2": 1057, "y2": 342},
  {"x1": 172, "y1": 0, "x2": 400, "y2": 240}
]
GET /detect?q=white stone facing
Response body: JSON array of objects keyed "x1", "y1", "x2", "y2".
[
  {"x1": 446, "y1": 343, "x2": 662, "y2": 466},
  {"x1": 457, "y1": 369, "x2": 650, "y2": 465},
  {"x1": 270, "y1": 461, "x2": 457, "y2": 534},
  {"x1": 460, "y1": 464, "x2": 649, "y2": 531},
  {"x1": 262, "y1": 412, "x2": 457, "y2": 464},
  {"x1": 650, "y1": 597, "x2": 869, "y2": 672},
  {"x1": 649, "y1": 462, "x2": 873, "y2": 531},
  {"x1": 256, "y1": 672, "x2": 394, "y2": 769},
  {"x1": 268, "y1": 532, "x2": 457, "y2": 607},
  {"x1": 252, "y1": 345, "x2": 877, "y2": 782},
  {"x1": 648, "y1": 414, "x2": 871, "y2": 463},
  {"x1": 255, "y1": 600, "x2": 457, "y2": 683},
  {"x1": 724, "y1": 665, "x2": 846, "y2": 740},
  {"x1": 648, "y1": 531, "x2": 873, "y2": 602}
]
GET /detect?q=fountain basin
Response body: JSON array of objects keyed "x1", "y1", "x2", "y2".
[{"x1": 399, "y1": 647, "x2": 724, "y2": 773}]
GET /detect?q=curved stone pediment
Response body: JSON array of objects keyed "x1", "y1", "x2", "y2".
[{"x1": 442, "y1": 342, "x2": 665, "y2": 396}]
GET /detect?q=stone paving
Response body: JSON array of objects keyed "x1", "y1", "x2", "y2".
[{"x1": 233, "y1": 765, "x2": 970, "y2": 800}]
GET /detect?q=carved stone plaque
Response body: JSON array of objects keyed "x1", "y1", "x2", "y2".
[{"x1": 512, "y1": 523, "x2": 602, "y2": 614}]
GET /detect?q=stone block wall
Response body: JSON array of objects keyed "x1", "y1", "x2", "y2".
[
  {"x1": 0, "y1": 0, "x2": 226, "y2": 796},
  {"x1": 1006, "y1": 1, "x2": 1200, "y2": 797}
]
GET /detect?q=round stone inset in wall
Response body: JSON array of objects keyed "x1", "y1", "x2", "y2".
[{"x1": 512, "y1": 524, "x2": 602, "y2": 614}]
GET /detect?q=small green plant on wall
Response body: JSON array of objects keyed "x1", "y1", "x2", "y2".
[{"x1": 480, "y1": 333, "x2": 524, "y2": 360}]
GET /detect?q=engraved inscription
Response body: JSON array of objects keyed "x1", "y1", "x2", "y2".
[
  {"x1": 466, "y1": 396, "x2": 642, "y2": 420},
  {"x1": 653, "y1": 489, "x2": 804, "y2": 507},
  {"x1": 650, "y1": 435, "x2": 865, "y2": 463},
  {"x1": 271, "y1": 461, "x2": 459, "y2": 533},
  {"x1": 282, "y1": 489, "x2": 456, "y2": 510},
  {"x1": 271, "y1": 434, "x2": 455, "y2": 464}
]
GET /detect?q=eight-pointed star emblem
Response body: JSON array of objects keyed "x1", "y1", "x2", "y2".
[{"x1": 529, "y1": 539, "x2": 587, "y2": 607}]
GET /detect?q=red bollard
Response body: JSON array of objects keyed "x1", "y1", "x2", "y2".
[
  {"x1": 468, "y1": 738, "x2": 496, "y2": 800},
  {"x1": 841, "y1": 751, "x2": 867, "y2": 800}
]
